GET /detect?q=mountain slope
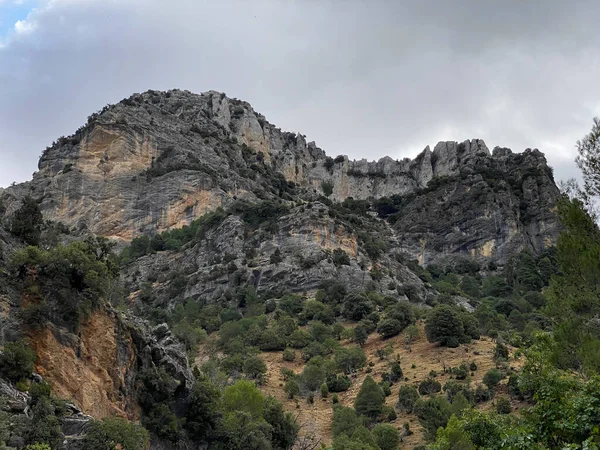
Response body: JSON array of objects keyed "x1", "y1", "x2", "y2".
[{"x1": 1, "y1": 89, "x2": 559, "y2": 266}]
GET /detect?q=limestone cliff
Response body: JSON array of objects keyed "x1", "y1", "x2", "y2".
[{"x1": 1, "y1": 89, "x2": 560, "y2": 266}]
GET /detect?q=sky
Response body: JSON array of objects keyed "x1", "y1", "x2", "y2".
[{"x1": 1, "y1": 0, "x2": 600, "y2": 188}]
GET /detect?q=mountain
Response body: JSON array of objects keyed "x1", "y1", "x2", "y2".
[
  {"x1": 0, "y1": 89, "x2": 563, "y2": 449},
  {"x1": 2, "y1": 89, "x2": 559, "y2": 261}
]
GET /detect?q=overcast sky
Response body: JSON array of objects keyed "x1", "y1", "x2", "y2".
[{"x1": 1, "y1": 0, "x2": 599, "y2": 187}]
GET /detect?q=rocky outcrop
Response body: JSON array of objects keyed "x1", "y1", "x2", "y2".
[
  {"x1": 28, "y1": 309, "x2": 193, "y2": 421},
  {"x1": 0, "y1": 90, "x2": 561, "y2": 265}
]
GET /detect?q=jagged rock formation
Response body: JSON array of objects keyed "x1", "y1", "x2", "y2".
[{"x1": 1, "y1": 89, "x2": 560, "y2": 265}]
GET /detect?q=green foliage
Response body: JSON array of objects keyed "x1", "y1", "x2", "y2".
[
  {"x1": 372, "y1": 423, "x2": 400, "y2": 450},
  {"x1": 482, "y1": 369, "x2": 503, "y2": 389},
  {"x1": 25, "y1": 444, "x2": 52, "y2": 450},
  {"x1": 377, "y1": 318, "x2": 403, "y2": 339},
  {"x1": 243, "y1": 356, "x2": 267, "y2": 382},
  {"x1": 425, "y1": 305, "x2": 473, "y2": 347},
  {"x1": 223, "y1": 380, "x2": 264, "y2": 419},
  {"x1": 10, "y1": 196, "x2": 43, "y2": 245},
  {"x1": 418, "y1": 378, "x2": 442, "y2": 395},
  {"x1": 354, "y1": 376, "x2": 385, "y2": 420},
  {"x1": 322, "y1": 180, "x2": 334, "y2": 197},
  {"x1": 353, "y1": 324, "x2": 369, "y2": 346},
  {"x1": 332, "y1": 405, "x2": 362, "y2": 437},
  {"x1": 545, "y1": 198, "x2": 600, "y2": 374},
  {"x1": 332, "y1": 248, "x2": 350, "y2": 266},
  {"x1": 12, "y1": 240, "x2": 115, "y2": 331},
  {"x1": 414, "y1": 395, "x2": 452, "y2": 440},
  {"x1": 495, "y1": 397, "x2": 512, "y2": 414},
  {"x1": 398, "y1": 384, "x2": 419, "y2": 413},
  {"x1": 320, "y1": 383, "x2": 329, "y2": 398},
  {"x1": 334, "y1": 346, "x2": 367, "y2": 374},
  {"x1": 327, "y1": 374, "x2": 352, "y2": 392},
  {"x1": 0, "y1": 340, "x2": 35, "y2": 382},
  {"x1": 282, "y1": 348, "x2": 295, "y2": 362},
  {"x1": 81, "y1": 417, "x2": 149, "y2": 450}
]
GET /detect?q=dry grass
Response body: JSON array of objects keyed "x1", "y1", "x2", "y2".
[{"x1": 195, "y1": 321, "x2": 525, "y2": 448}]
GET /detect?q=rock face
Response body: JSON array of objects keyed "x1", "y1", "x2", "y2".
[{"x1": 1, "y1": 89, "x2": 560, "y2": 265}]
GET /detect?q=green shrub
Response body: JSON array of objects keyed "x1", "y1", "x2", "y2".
[
  {"x1": 284, "y1": 380, "x2": 300, "y2": 399},
  {"x1": 283, "y1": 348, "x2": 295, "y2": 362},
  {"x1": 414, "y1": 396, "x2": 452, "y2": 440},
  {"x1": 377, "y1": 318, "x2": 403, "y2": 338},
  {"x1": 0, "y1": 340, "x2": 36, "y2": 383},
  {"x1": 326, "y1": 374, "x2": 352, "y2": 392},
  {"x1": 483, "y1": 369, "x2": 503, "y2": 389},
  {"x1": 372, "y1": 423, "x2": 400, "y2": 450},
  {"x1": 398, "y1": 384, "x2": 419, "y2": 412},
  {"x1": 418, "y1": 378, "x2": 442, "y2": 395},
  {"x1": 320, "y1": 383, "x2": 329, "y2": 398},
  {"x1": 10, "y1": 196, "x2": 43, "y2": 245},
  {"x1": 81, "y1": 417, "x2": 149, "y2": 450},
  {"x1": 496, "y1": 397, "x2": 512, "y2": 414},
  {"x1": 354, "y1": 376, "x2": 385, "y2": 419}
]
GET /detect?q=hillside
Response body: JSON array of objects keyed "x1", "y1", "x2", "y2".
[{"x1": 0, "y1": 89, "x2": 590, "y2": 450}]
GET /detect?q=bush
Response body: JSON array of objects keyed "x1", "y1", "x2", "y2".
[
  {"x1": 496, "y1": 397, "x2": 512, "y2": 414},
  {"x1": 354, "y1": 376, "x2": 385, "y2": 419},
  {"x1": 320, "y1": 383, "x2": 329, "y2": 398},
  {"x1": 372, "y1": 423, "x2": 400, "y2": 450},
  {"x1": 469, "y1": 361, "x2": 478, "y2": 371},
  {"x1": 10, "y1": 196, "x2": 43, "y2": 245},
  {"x1": 284, "y1": 380, "x2": 300, "y2": 399},
  {"x1": 415, "y1": 396, "x2": 452, "y2": 440},
  {"x1": 283, "y1": 348, "x2": 295, "y2": 362},
  {"x1": 334, "y1": 346, "x2": 367, "y2": 374},
  {"x1": 418, "y1": 378, "x2": 442, "y2": 395},
  {"x1": 326, "y1": 374, "x2": 352, "y2": 392},
  {"x1": 381, "y1": 405, "x2": 397, "y2": 422},
  {"x1": 81, "y1": 417, "x2": 149, "y2": 450},
  {"x1": 0, "y1": 340, "x2": 36, "y2": 382},
  {"x1": 332, "y1": 248, "x2": 350, "y2": 266},
  {"x1": 332, "y1": 405, "x2": 362, "y2": 437},
  {"x1": 425, "y1": 305, "x2": 467, "y2": 347},
  {"x1": 398, "y1": 384, "x2": 419, "y2": 413},
  {"x1": 243, "y1": 356, "x2": 267, "y2": 382},
  {"x1": 483, "y1": 369, "x2": 503, "y2": 389},
  {"x1": 494, "y1": 342, "x2": 509, "y2": 361},
  {"x1": 377, "y1": 318, "x2": 403, "y2": 339},
  {"x1": 474, "y1": 384, "x2": 494, "y2": 403}
]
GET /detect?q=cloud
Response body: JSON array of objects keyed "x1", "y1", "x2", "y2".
[{"x1": 0, "y1": 0, "x2": 599, "y2": 187}]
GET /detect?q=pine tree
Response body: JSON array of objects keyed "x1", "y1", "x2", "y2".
[{"x1": 354, "y1": 375, "x2": 385, "y2": 420}]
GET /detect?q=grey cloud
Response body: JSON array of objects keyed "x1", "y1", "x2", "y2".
[{"x1": 1, "y1": 0, "x2": 599, "y2": 187}]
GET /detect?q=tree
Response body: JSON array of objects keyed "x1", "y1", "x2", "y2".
[
  {"x1": 0, "y1": 340, "x2": 36, "y2": 382},
  {"x1": 184, "y1": 375, "x2": 222, "y2": 442},
  {"x1": 377, "y1": 318, "x2": 403, "y2": 339},
  {"x1": 332, "y1": 405, "x2": 362, "y2": 437},
  {"x1": 334, "y1": 346, "x2": 367, "y2": 374},
  {"x1": 81, "y1": 417, "x2": 149, "y2": 450},
  {"x1": 425, "y1": 305, "x2": 466, "y2": 347},
  {"x1": 243, "y1": 356, "x2": 267, "y2": 382},
  {"x1": 384, "y1": 302, "x2": 415, "y2": 330},
  {"x1": 414, "y1": 396, "x2": 452, "y2": 440},
  {"x1": 263, "y1": 396, "x2": 299, "y2": 450},
  {"x1": 354, "y1": 376, "x2": 385, "y2": 420},
  {"x1": 482, "y1": 369, "x2": 503, "y2": 389},
  {"x1": 398, "y1": 384, "x2": 419, "y2": 413},
  {"x1": 10, "y1": 196, "x2": 43, "y2": 245},
  {"x1": 372, "y1": 423, "x2": 400, "y2": 450},
  {"x1": 353, "y1": 324, "x2": 368, "y2": 346},
  {"x1": 223, "y1": 380, "x2": 264, "y2": 419}
]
